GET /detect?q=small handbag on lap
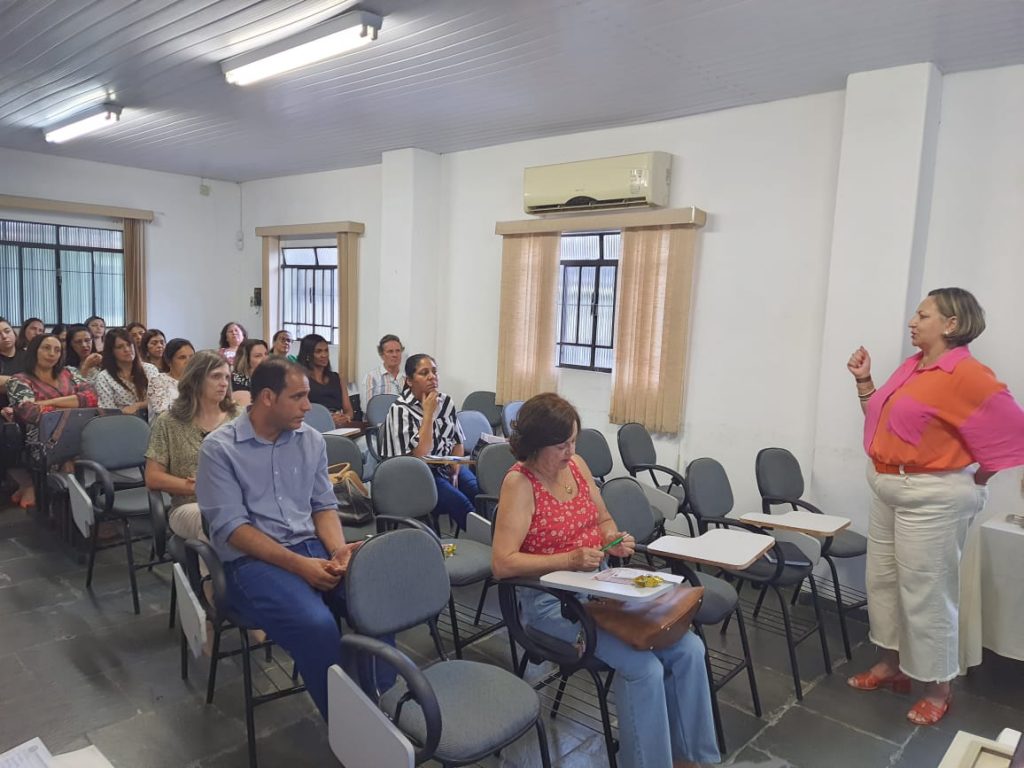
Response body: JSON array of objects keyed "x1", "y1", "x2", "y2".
[{"x1": 584, "y1": 585, "x2": 704, "y2": 652}]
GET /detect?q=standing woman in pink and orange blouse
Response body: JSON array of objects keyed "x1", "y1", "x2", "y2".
[{"x1": 846, "y1": 288, "x2": 1024, "y2": 725}]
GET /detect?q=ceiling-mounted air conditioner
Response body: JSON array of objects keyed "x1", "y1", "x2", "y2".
[{"x1": 523, "y1": 152, "x2": 672, "y2": 215}]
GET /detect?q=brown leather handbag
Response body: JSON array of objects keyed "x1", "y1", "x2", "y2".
[{"x1": 584, "y1": 585, "x2": 704, "y2": 651}]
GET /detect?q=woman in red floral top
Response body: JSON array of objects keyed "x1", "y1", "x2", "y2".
[{"x1": 492, "y1": 393, "x2": 719, "y2": 768}]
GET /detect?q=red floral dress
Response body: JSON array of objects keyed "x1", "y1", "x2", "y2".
[{"x1": 512, "y1": 460, "x2": 603, "y2": 555}]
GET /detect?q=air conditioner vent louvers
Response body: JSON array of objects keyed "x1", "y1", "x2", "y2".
[{"x1": 523, "y1": 152, "x2": 671, "y2": 216}]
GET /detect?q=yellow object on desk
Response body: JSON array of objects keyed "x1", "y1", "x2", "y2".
[{"x1": 632, "y1": 574, "x2": 665, "y2": 588}]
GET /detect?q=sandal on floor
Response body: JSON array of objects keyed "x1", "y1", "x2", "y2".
[
  {"x1": 907, "y1": 695, "x2": 951, "y2": 725},
  {"x1": 847, "y1": 669, "x2": 912, "y2": 693}
]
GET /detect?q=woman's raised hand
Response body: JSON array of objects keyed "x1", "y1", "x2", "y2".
[
  {"x1": 568, "y1": 546, "x2": 604, "y2": 571},
  {"x1": 847, "y1": 346, "x2": 872, "y2": 379}
]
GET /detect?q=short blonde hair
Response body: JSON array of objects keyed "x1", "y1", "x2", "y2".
[{"x1": 928, "y1": 287, "x2": 986, "y2": 347}]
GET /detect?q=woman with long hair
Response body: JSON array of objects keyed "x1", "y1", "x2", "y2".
[
  {"x1": 16, "y1": 318, "x2": 44, "y2": 351},
  {"x1": 126, "y1": 322, "x2": 147, "y2": 349},
  {"x1": 6, "y1": 333, "x2": 98, "y2": 508},
  {"x1": 91, "y1": 328, "x2": 158, "y2": 416},
  {"x1": 145, "y1": 350, "x2": 238, "y2": 542},
  {"x1": 140, "y1": 328, "x2": 167, "y2": 371},
  {"x1": 147, "y1": 338, "x2": 195, "y2": 423},
  {"x1": 230, "y1": 338, "x2": 269, "y2": 407},
  {"x1": 218, "y1": 322, "x2": 247, "y2": 368},
  {"x1": 296, "y1": 334, "x2": 353, "y2": 427},
  {"x1": 64, "y1": 325, "x2": 102, "y2": 377},
  {"x1": 50, "y1": 324, "x2": 68, "y2": 348},
  {"x1": 84, "y1": 315, "x2": 106, "y2": 353}
]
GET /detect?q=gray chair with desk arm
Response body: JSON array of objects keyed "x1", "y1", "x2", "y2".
[
  {"x1": 303, "y1": 402, "x2": 335, "y2": 433},
  {"x1": 363, "y1": 393, "x2": 398, "y2": 475},
  {"x1": 686, "y1": 456, "x2": 831, "y2": 700},
  {"x1": 372, "y1": 456, "x2": 500, "y2": 658},
  {"x1": 616, "y1": 422, "x2": 690, "y2": 532},
  {"x1": 600, "y1": 476, "x2": 760, "y2": 754},
  {"x1": 340, "y1": 527, "x2": 552, "y2": 768},
  {"x1": 575, "y1": 428, "x2": 614, "y2": 484},
  {"x1": 472, "y1": 441, "x2": 516, "y2": 523},
  {"x1": 461, "y1": 390, "x2": 502, "y2": 434},
  {"x1": 455, "y1": 409, "x2": 491, "y2": 458},
  {"x1": 755, "y1": 446, "x2": 867, "y2": 660}
]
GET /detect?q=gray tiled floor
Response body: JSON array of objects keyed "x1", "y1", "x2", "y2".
[{"x1": 2, "y1": 503, "x2": 1022, "y2": 767}]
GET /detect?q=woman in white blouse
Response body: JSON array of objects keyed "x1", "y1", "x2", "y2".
[
  {"x1": 92, "y1": 328, "x2": 159, "y2": 416},
  {"x1": 148, "y1": 338, "x2": 195, "y2": 423}
]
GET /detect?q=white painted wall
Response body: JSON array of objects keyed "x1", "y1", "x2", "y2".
[
  {"x1": 240, "y1": 163, "x2": 383, "y2": 381},
  {"x1": 437, "y1": 91, "x2": 846, "y2": 514},
  {"x1": 0, "y1": 147, "x2": 245, "y2": 348}
]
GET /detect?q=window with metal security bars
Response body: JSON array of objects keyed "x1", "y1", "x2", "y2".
[
  {"x1": 556, "y1": 232, "x2": 621, "y2": 372},
  {"x1": 280, "y1": 246, "x2": 338, "y2": 344},
  {"x1": 0, "y1": 218, "x2": 125, "y2": 326}
]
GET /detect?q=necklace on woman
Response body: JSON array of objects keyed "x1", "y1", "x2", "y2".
[{"x1": 531, "y1": 463, "x2": 573, "y2": 496}]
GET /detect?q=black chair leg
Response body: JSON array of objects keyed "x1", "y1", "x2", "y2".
[
  {"x1": 473, "y1": 579, "x2": 491, "y2": 626},
  {"x1": 123, "y1": 518, "x2": 141, "y2": 614},
  {"x1": 696, "y1": 625, "x2": 726, "y2": 754},
  {"x1": 535, "y1": 717, "x2": 553, "y2": 768},
  {"x1": 807, "y1": 574, "x2": 832, "y2": 673},
  {"x1": 179, "y1": 626, "x2": 189, "y2": 681},
  {"x1": 751, "y1": 584, "x2": 768, "y2": 619},
  {"x1": 774, "y1": 585, "x2": 804, "y2": 700},
  {"x1": 168, "y1": 575, "x2": 177, "y2": 629},
  {"x1": 589, "y1": 668, "x2": 618, "y2": 768},
  {"x1": 239, "y1": 628, "x2": 258, "y2": 768},
  {"x1": 721, "y1": 578, "x2": 744, "y2": 634},
  {"x1": 791, "y1": 577, "x2": 805, "y2": 606},
  {"x1": 206, "y1": 627, "x2": 223, "y2": 704},
  {"x1": 550, "y1": 674, "x2": 569, "y2": 719},
  {"x1": 825, "y1": 556, "x2": 853, "y2": 660},
  {"x1": 734, "y1": 604, "x2": 761, "y2": 717},
  {"x1": 448, "y1": 595, "x2": 463, "y2": 659},
  {"x1": 85, "y1": 518, "x2": 100, "y2": 588}
]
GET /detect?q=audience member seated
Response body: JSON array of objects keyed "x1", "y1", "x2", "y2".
[
  {"x1": 146, "y1": 350, "x2": 238, "y2": 542},
  {"x1": 363, "y1": 333, "x2": 406, "y2": 406},
  {"x1": 148, "y1": 338, "x2": 195, "y2": 423},
  {"x1": 140, "y1": 329, "x2": 166, "y2": 371},
  {"x1": 270, "y1": 329, "x2": 296, "y2": 361},
  {"x1": 50, "y1": 324, "x2": 68, "y2": 347},
  {"x1": 196, "y1": 357, "x2": 394, "y2": 719},
  {"x1": 231, "y1": 338, "x2": 269, "y2": 408},
  {"x1": 380, "y1": 353, "x2": 479, "y2": 530},
  {"x1": 85, "y1": 315, "x2": 106, "y2": 353},
  {"x1": 65, "y1": 325, "x2": 102, "y2": 377},
  {"x1": 218, "y1": 322, "x2": 247, "y2": 368},
  {"x1": 0, "y1": 318, "x2": 25, "y2": 404},
  {"x1": 491, "y1": 393, "x2": 720, "y2": 768},
  {"x1": 7, "y1": 334, "x2": 99, "y2": 508},
  {"x1": 16, "y1": 318, "x2": 44, "y2": 351},
  {"x1": 297, "y1": 334, "x2": 353, "y2": 427},
  {"x1": 126, "y1": 322, "x2": 147, "y2": 349},
  {"x1": 92, "y1": 328, "x2": 158, "y2": 417}
]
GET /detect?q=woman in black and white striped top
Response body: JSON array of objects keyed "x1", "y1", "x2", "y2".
[{"x1": 381, "y1": 353, "x2": 480, "y2": 530}]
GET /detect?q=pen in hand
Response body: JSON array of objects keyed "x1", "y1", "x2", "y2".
[{"x1": 600, "y1": 534, "x2": 626, "y2": 552}]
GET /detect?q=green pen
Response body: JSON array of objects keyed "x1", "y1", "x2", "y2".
[{"x1": 600, "y1": 535, "x2": 625, "y2": 552}]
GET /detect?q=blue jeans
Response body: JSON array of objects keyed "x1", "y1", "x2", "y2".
[
  {"x1": 224, "y1": 538, "x2": 396, "y2": 719},
  {"x1": 433, "y1": 466, "x2": 479, "y2": 530},
  {"x1": 522, "y1": 590, "x2": 721, "y2": 767}
]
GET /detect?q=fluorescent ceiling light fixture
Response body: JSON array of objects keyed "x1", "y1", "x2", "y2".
[
  {"x1": 44, "y1": 102, "x2": 123, "y2": 143},
  {"x1": 222, "y1": 10, "x2": 382, "y2": 86}
]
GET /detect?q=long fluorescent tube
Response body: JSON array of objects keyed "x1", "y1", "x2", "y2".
[
  {"x1": 44, "y1": 102, "x2": 123, "y2": 143},
  {"x1": 222, "y1": 10, "x2": 382, "y2": 86}
]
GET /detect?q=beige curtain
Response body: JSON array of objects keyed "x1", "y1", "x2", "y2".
[
  {"x1": 336, "y1": 232, "x2": 360, "y2": 383},
  {"x1": 122, "y1": 218, "x2": 147, "y2": 324},
  {"x1": 496, "y1": 233, "x2": 561, "y2": 403},
  {"x1": 609, "y1": 226, "x2": 697, "y2": 433}
]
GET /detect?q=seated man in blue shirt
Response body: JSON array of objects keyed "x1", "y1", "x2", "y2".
[{"x1": 196, "y1": 356, "x2": 389, "y2": 719}]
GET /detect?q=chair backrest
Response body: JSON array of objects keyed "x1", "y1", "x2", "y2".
[
  {"x1": 755, "y1": 447, "x2": 805, "y2": 501},
  {"x1": 325, "y1": 434, "x2": 363, "y2": 477},
  {"x1": 685, "y1": 457, "x2": 734, "y2": 520},
  {"x1": 457, "y1": 409, "x2": 491, "y2": 455},
  {"x1": 616, "y1": 422, "x2": 656, "y2": 474},
  {"x1": 304, "y1": 402, "x2": 335, "y2": 433},
  {"x1": 462, "y1": 390, "x2": 501, "y2": 430},
  {"x1": 576, "y1": 428, "x2": 613, "y2": 481},
  {"x1": 80, "y1": 414, "x2": 150, "y2": 470},
  {"x1": 371, "y1": 456, "x2": 437, "y2": 518},
  {"x1": 600, "y1": 477, "x2": 658, "y2": 543},
  {"x1": 365, "y1": 393, "x2": 398, "y2": 426},
  {"x1": 501, "y1": 400, "x2": 524, "y2": 437},
  {"x1": 345, "y1": 528, "x2": 451, "y2": 636},
  {"x1": 475, "y1": 442, "x2": 516, "y2": 495}
]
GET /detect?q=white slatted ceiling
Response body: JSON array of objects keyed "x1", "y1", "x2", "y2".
[{"x1": 0, "y1": 0, "x2": 1022, "y2": 181}]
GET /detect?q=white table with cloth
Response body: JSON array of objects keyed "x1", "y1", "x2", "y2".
[{"x1": 959, "y1": 507, "x2": 1024, "y2": 671}]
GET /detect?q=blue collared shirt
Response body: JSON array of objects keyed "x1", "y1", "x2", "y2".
[{"x1": 196, "y1": 409, "x2": 337, "y2": 562}]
